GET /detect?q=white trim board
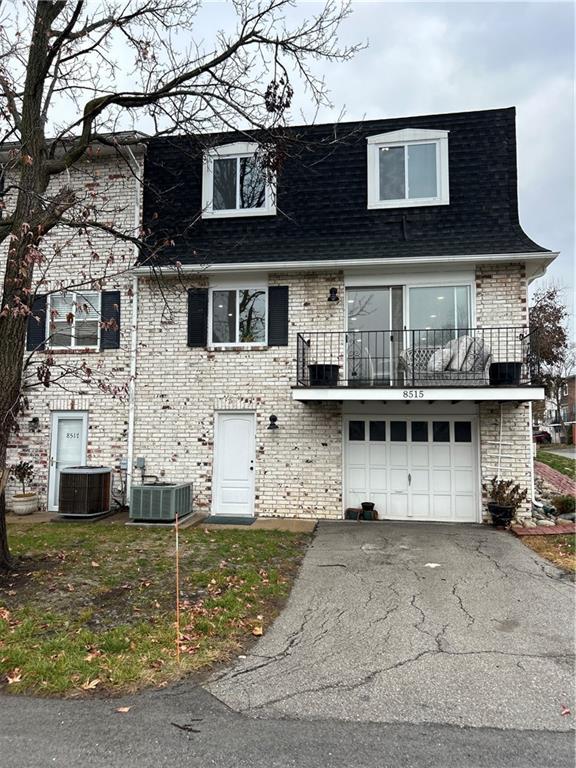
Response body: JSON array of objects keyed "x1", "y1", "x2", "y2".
[
  {"x1": 134, "y1": 252, "x2": 557, "y2": 278},
  {"x1": 292, "y1": 387, "x2": 546, "y2": 402}
]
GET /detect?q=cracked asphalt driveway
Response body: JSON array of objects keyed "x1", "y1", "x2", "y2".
[{"x1": 208, "y1": 522, "x2": 575, "y2": 731}]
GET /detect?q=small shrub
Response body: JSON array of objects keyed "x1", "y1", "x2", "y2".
[
  {"x1": 552, "y1": 495, "x2": 576, "y2": 516},
  {"x1": 10, "y1": 461, "x2": 34, "y2": 495},
  {"x1": 483, "y1": 477, "x2": 528, "y2": 511}
]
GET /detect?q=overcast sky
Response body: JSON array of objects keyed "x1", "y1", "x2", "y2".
[{"x1": 190, "y1": 0, "x2": 574, "y2": 311}]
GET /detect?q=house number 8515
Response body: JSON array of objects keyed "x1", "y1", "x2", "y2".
[{"x1": 402, "y1": 390, "x2": 424, "y2": 399}]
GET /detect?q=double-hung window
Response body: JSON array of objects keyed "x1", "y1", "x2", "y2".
[
  {"x1": 367, "y1": 129, "x2": 449, "y2": 209},
  {"x1": 210, "y1": 287, "x2": 267, "y2": 345},
  {"x1": 202, "y1": 142, "x2": 276, "y2": 218},
  {"x1": 48, "y1": 291, "x2": 101, "y2": 349}
]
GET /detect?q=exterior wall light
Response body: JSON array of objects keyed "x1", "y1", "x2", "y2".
[
  {"x1": 327, "y1": 287, "x2": 339, "y2": 302},
  {"x1": 267, "y1": 414, "x2": 279, "y2": 430},
  {"x1": 29, "y1": 417, "x2": 40, "y2": 432}
]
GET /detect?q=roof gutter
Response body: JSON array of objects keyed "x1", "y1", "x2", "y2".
[{"x1": 133, "y1": 251, "x2": 558, "y2": 276}]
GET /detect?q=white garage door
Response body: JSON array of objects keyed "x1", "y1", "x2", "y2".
[{"x1": 344, "y1": 416, "x2": 479, "y2": 522}]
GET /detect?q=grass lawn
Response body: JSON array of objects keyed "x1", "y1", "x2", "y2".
[
  {"x1": 0, "y1": 523, "x2": 310, "y2": 697},
  {"x1": 536, "y1": 449, "x2": 576, "y2": 481},
  {"x1": 521, "y1": 534, "x2": 576, "y2": 573}
]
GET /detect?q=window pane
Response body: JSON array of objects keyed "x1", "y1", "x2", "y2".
[
  {"x1": 390, "y1": 421, "x2": 407, "y2": 441},
  {"x1": 349, "y1": 421, "x2": 365, "y2": 441},
  {"x1": 411, "y1": 421, "x2": 428, "y2": 442},
  {"x1": 213, "y1": 158, "x2": 237, "y2": 210},
  {"x1": 454, "y1": 421, "x2": 472, "y2": 442},
  {"x1": 407, "y1": 143, "x2": 437, "y2": 199},
  {"x1": 379, "y1": 146, "x2": 405, "y2": 200},
  {"x1": 239, "y1": 289, "x2": 266, "y2": 343},
  {"x1": 409, "y1": 286, "x2": 470, "y2": 346},
  {"x1": 212, "y1": 290, "x2": 236, "y2": 343},
  {"x1": 369, "y1": 421, "x2": 386, "y2": 441},
  {"x1": 433, "y1": 421, "x2": 450, "y2": 442},
  {"x1": 51, "y1": 321, "x2": 72, "y2": 347},
  {"x1": 75, "y1": 292, "x2": 100, "y2": 320},
  {"x1": 75, "y1": 321, "x2": 99, "y2": 347},
  {"x1": 239, "y1": 157, "x2": 265, "y2": 209},
  {"x1": 51, "y1": 293, "x2": 74, "y2": 318}
]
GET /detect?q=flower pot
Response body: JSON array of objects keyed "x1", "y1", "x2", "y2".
[
  {"x1": 11, "y1": 492, "x2": 39, "y2": 516},
  {"x1": 308, "y1": 364, "x2": 339, "y2": 387},
  {"x1": 487, "y1": 502, "x2": 514, "y2": 527},
  {"x1": 489, "y1": 362, "x2": 522, "y2": 386}
]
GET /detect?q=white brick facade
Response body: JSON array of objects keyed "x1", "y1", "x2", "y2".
[{"x1": 4, "y1": 153, "x2": 142, "y2": 507}]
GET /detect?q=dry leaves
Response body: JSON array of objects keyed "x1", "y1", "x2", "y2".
[
  {"x1": 115, "y1": 706, "x2": 131, "y2": 713},
  {"x1": 91, "y1": 561, "x2": 100, "y2": 568},
  {"x1": 6, "y1": 668, "x2": 22, "y2": 685},
  {"x1": 81, "y1": 678, "x2": 101, "y2": 691}
]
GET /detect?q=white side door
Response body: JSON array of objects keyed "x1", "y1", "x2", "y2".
[
  {"x1": 48, "y1": 412, "x2": 88, "y2": 511},
  {"x1": 213, "y1": 412, "x2": 256, "y2": 516}
]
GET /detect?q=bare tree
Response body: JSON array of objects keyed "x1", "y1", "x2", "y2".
[
  {"x1": 0, "y1": 0, "x2": 359, "y2": 570},
  {"x1": 529, "y1": 285, "x2": 572, "y2": 437}
]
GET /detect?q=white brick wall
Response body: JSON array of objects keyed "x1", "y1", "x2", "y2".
[{"x1": 4, "y1": 153, "x2": 142, "y2": 508}]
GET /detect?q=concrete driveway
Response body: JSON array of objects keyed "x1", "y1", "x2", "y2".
[{"x1": 208, "y1": 522, "x2": 575, "y2": 731}]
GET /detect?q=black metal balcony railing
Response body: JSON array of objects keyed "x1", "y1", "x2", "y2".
[{"x1": 296, "y1": 327, "x2": 539, "y2": 388}]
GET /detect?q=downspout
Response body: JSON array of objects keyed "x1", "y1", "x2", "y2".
[
  {"x1": 126, "y1": 273, "x2": 138, "y2": 499},
  {"x1": 125, "y1": 146, "x2": 143, "y2": 501}
]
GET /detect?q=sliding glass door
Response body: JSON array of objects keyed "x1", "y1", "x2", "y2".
[
  {"x1": 346, "y1": 287, "x2": 403, "y2": 385},
  {"x1": 408, "y1": 285, "x2": 471, "y2": 346}
]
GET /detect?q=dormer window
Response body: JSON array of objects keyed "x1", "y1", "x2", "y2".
[
  {"x1": 202, "y1": 142, "x2": 276, "y2": 218},
  {"x1": 367, "y1": 129, "x2": 449, "y2": 209}
]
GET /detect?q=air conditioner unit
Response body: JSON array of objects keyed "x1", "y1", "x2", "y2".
[
  {"x1": 58, "y1": 466, "x2": 112, "y2": 517},
  {"x1": 130, "y1": 482, "x2": 192, "y2": 522}
]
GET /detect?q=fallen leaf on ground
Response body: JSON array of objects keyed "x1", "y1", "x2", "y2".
[
  {"x1": 252, "y1": 625, "x2": 263, "y2": 637},
  {"x1": 91, "y1": 561, "x2": 100, "y2": 568},
  {"x1": 561, "y1": 706, "x2": 571, "y2": 716},
  {"x1": 81, "y1": 678, "x2": 101, "y2": 690},
  {"x1": 6, "y1": 668, "x2": 22, "y2": 685},
  {"x1": 115, "y1": 706, "x2": 131, "y2": 713}
]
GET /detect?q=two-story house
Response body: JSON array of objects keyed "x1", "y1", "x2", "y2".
[
  {"x1": 5, "y1": 139, "x2": 145, "y2": 511},
  {"x1": 129, "y1": 106, "x2": 553, "y2": 522}
]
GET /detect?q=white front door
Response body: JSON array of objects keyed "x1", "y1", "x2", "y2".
[
  {"x1": 213, "y1": 412, "x2": 256, "y2": 516},
  {"x1": 344, "y1": 416, "x2": 479, "y2": 522},
  {"x1": 48, "y1": 412, "x2": 88, "y2": 511}
]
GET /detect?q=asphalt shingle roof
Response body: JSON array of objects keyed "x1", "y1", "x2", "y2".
[{"x1": 141, "y1": 107, "x2": 548, "y2": 266}]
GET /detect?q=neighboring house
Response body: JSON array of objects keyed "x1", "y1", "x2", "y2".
[
  {"x1": 132, "y1": 106, "x2": 552, "y2": 522},
  {"x1": 8, "y1": 107, "x2": 555, "y2": 522},
  {"x1": 543, "y1": 376, "x2": 576, "y2": 443},
  {"x1": 4, "y1": 139, "x2": 145, "y2": 510}
]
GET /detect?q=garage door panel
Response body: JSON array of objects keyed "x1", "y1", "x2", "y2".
[
  {"x1": 432, "y1": 495, "x2": 452, "y2": 519},
  {"x1": 372, "y1": 492, "x2": 387, "y2": 515},
  {"x1": 432, "y1": 445, "x2": 451, "y2": 467},
  {"x1": 389, "y1": 445, "x2": 408, "y2": 466},
  {"x1": 369, "y1": 444, "x2": 387, "y2": 464},
  {"x1": 369, "y1": 467, "x2": 387, "y2": 490},
  {"x1": 411, "y1": 445, "x2": 429, "y2": 466},
  {"x1": 454, "y1": 495, "x2": 475, "y2": 520},
  {"x1": 411, "y1": 493, "x2": 430, "y2": 518},
  {"x1": 390, "y1": 469, "x2": 408, "y2": 491},
  {"x1": 389, "y1": 493, "x2": 408, "y2": 518},
  {"x1": 454, "y1": 446, "x2": 473, "y2": 467},
  {"x1": 454, "y1": 469, "x2": 474, "y2": 493},
  {"x1": 411, "y1": 469, "x2": 429, "y2": 493},
  {"x1": 348, "y1": 444, "x2": 368, "y2": 463},
  {"x1": 348, "y1": 490, "x2": 365, "y2": 509},
  {"x1": 348, "y1": 466, "x2": 367, "y2": 489},
  {"x1": 432, "y1": 469, "x2": 451, "y2": 494}
]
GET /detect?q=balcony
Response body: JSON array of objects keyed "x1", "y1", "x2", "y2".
[{"x1": 294, "y1": 327, "x2": 544, "y2": 402}]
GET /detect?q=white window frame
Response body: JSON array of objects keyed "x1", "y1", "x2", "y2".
[
  {"x1": 46, "y1": 291, "x2": 101, "y2": 350},
  {"x1": 202, "y1": 142, "x2": 276, "y2": 219},
  {"x1": 367, "y1": 128, "x2": 450, "y2": 210},
  {"x1": 208, "y1": 285, "x2": 269, "y2": 348}
]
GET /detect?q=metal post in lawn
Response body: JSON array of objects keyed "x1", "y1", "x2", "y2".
[{"x1": 175, "y1": 511, "x2": 180, "y2": 665}]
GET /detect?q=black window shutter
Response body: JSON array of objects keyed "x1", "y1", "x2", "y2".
[
  {"x1": 268, "y1": 286, "x2": 289, "y2": 346},
  {"x1": 100, "y1": 291, "x2": 121, "y2": 350},
  {"x1": 26, "y1": 294, "x2": 47, "y2": 351},
  {"x1": 187, "y1": 288, "x2": 208, "y2": 347}
]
